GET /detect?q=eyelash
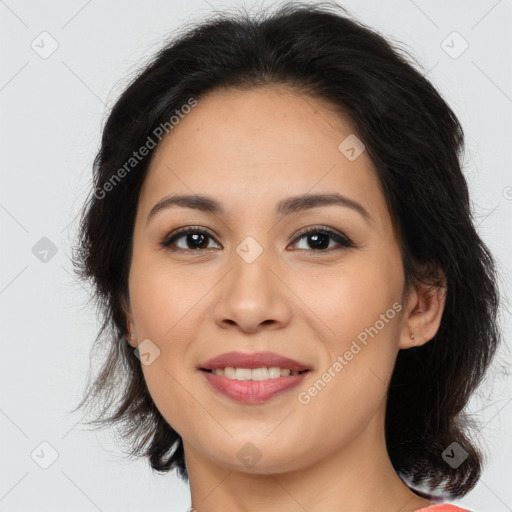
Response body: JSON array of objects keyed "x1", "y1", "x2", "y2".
[{"x1": 160, "y1": 225, "x2": 354, "y2": 253}]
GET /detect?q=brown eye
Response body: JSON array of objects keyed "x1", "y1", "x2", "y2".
[
  {"x1": 161, "y1": 227, "x2": 221, "y2": 251},
  {"x1": 160, "y1": 225, "x2": 353, "y2": 253},
  {"x1": 290, "y1": 227, "x2": 353, "y2": 251}
]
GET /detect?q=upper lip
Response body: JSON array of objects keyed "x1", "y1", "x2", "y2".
[{"x1": 199, "y1": 351, "x2": 312, "y2": 372}]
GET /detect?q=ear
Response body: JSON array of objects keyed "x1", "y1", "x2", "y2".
[
  {"x1": 399, "y1": 268, "x2": 447, "y2": 350},
  {"x1": 120, "y1": 293, "x2": 137, "y2": 348}
]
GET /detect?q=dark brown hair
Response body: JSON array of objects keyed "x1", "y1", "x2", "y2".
[{"x1": 71, "y1": 0, "x2": 502, "y2": 499}]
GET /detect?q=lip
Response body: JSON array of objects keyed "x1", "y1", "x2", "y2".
[
  {"x1": 201, "y1": 370, "x2": 309, "y2": 404},
  {"x1": 198, "y1": 351, "x2": 312, "y2": 405},
  {"x1": 199, "y1": 351, "x2": 312, "y2": 372}
]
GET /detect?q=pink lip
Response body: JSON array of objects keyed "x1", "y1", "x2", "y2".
[
  {"x1": 201, "y1": 370, "x2": 309, "y2": 404},
  {"x1": 199, "y1": 351, "x2": 311, "y2": 372},
  {"x1": 198, "y1": 351, "x2": 312, "y2": 404}
]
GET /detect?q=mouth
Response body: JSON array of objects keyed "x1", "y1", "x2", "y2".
[{"x1": 198, "y1": 351, "x2": 312, "y2": 404}]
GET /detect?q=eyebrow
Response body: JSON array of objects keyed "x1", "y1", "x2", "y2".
[{"x1": 146, "y1": 192, "x2": 371, "y2": 226}]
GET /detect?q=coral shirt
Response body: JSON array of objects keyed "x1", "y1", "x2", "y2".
[{"x1": 415, "y1": 505, "x2": 470, "y2": 511}]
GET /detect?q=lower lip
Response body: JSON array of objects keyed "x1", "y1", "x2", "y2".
[{"x1": 201, "y1": 370, "x2": 309, "y2": 404}]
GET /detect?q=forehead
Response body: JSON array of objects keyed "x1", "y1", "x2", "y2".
[{"x1": 138, "y1": 85, "x2": 390, "y2": 229}]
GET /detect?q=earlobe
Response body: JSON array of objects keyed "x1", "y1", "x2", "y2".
[
  {"x1": 399, "y1": 274, "x2": 447, "y2": 350},
  {"x1": 120, "y1": 294, "x2": 137, "y2": 347},
  {"x1": 126, "y1": 331, "x2": 137, "y2": 347},
  {"x1": 125, "y1": 319, "x2": 140, "y2": 347}
]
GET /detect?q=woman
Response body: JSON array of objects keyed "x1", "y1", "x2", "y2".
[{"x1": 71, "y1": 1, "x2": 502, "y2": 511}]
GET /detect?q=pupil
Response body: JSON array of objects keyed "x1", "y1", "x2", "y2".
[
  {"x1": 309, "y1": 233, "x2": 329, "y2": 250},
  {"x1": 189, "y1": 233, "x2": 207, "y2": 249}
]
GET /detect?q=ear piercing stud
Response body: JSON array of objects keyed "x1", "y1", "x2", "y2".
[{"x1": 409, "y1": 331, "x2": 415, "y2": 340}]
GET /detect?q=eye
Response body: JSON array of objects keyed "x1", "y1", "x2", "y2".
[
  {"x1": 289, "y1": 226, "x2": 353, "y2": 252},
  {"x1": 160, "y1": 225, "x2": 354, "y2": 253},
  {"x1": 160, "y1": 226, "x2": 220, "y2": 252}
]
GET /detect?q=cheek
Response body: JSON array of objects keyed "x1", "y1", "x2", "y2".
[
  {"x1": 294, "y1": 280, "x2": 401, "y2": 449},
  {"x1": 292, "y1": 259, "x2": 402, "y2": 402},
  {"x1": 128, "y1": 255, "x2": 207, "y2": 339},
  {"x1": 129, "y1": 263, "x2": 209, "y2": 434},
  {"x1": 291, "y1": 257, "x2": 402, "y2": 343}
]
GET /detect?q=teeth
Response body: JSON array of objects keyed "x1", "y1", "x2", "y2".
[{"x1": 211, "y1": 367, "x2": 300, "y2": 379}]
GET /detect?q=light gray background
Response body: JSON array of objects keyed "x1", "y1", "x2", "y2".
[{"x1": 1, "y1": 0, "x2": 511, "y2": 511}]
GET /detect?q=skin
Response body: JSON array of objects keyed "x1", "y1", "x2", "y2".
[{"x1": 124, "y1": 85, "x2": 446, "y2": 512}]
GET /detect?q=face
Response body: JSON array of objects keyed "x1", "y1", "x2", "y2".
[{"x1": 125, "y1": 85, "x2": 413, "y2": 475}]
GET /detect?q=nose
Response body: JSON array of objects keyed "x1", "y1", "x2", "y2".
[{"x1": 212, "y1": 250, "x2": 293, "y2": 334}]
